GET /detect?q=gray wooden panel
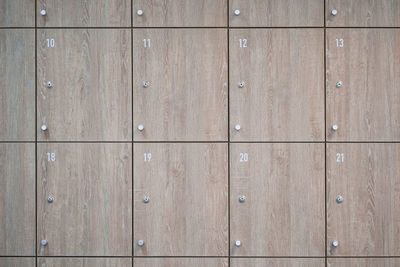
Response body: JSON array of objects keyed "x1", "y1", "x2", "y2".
[
  {"x1": 133, "y1": 0, "x2": 227, "y2": 27},
  {"x1": 0, "y1": 30, "x2": 35, "y2": 141},
  {"x1": 327, "y1": 144, "x2": 400, "y2": 256},
  {"x1": 328, "y1": 258, "x2": 400, "y2": 267},
  {"x1": 134, "y1": 143, "x2": 228, "y2": 256},
  {"x1": 0, "y1": 0, "x2": 34, "y2": 27},
  {"x1": 0, "y1": 144, "x2": 35, "y2": 256},
  {"x1": 134, "y1": 258, "x2": 228, "y2": 267},
  {"x1": 231, "y1": 258, "x2": 325, "y2": 267},
  {"x1": 37, "y1": 143, "x2": 132, "y2": 256},
  {"x1": 0, "y1": 258, "x2": 35, "y2": 267},
  {"x1": 37, "y1": 29, "x2": 132, "y2": 141},
  {"x1": 39, "y1": 258, "x2": 131, "y2": 267},
  {"x1": 133, "y1": 29, "x2": 228, "y2": 141},
  {"x1": 230, "y1": 143, "x2": 325, "y2": 256},
  {"x1": 37, "y1": 0, "x2": 131, "y2": 27}
]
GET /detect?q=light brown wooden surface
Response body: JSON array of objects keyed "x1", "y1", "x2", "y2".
[
  {"x1": 0, "y1": 30, "x2": 35, "y2": 141},
  {"x1": 327, "y1": 143, "x2": 400, "y2": 256},
  {"x1": 0, "y1": 258, "x2": 35, "y2": 267},
  {"x1": 37, "y1": 143, "x2": 132, "y2": 256},
  {"x1": 230, "y1": 0, "x2": 323, "y2": 27},
  {"x1": 230, "y1": 29, "x2": 324, "y2": 141},
  {"x1": 231, "y1": 258, "x2": 325, "y2": 267},
  {"x1": 230, "y1": 143, "x2": 325, "y2": 256},
  {"x1": 326, "y1": 0, "x2": 400, "y2": 27},
  {"x1": 37, "y1": 29, "x2": 132, "y2": 141},
  {"x1": 134, "y1": 143, "x2": 228, "y2": 256},
  {"x1": 38, "y1": 258, "x2": 131, "y2": 267},
  {"x1": 134, "y1": 258, "x2": 228, "y2": 267},
  {"x1": 0, "y1": 144, "x2": 35, "y2": 256},
  {"x1": 37, "y1": 0, "x2": 131, "y2": 27},
  {"x1": 133, "y1": 0, "x2": 227, "y2": 27},
  {"x1": 328, "y1": 258, "x2": 400, "y2": 267},
  {"x1": 326, "y1": 29, "x2": 400, "y2": 141},
  {"x1": 133, "y1": 29, "x2": 228, "y2": 141},
  {"x1": 0, "y1": 0, "x2": 34, "y2": 27}
]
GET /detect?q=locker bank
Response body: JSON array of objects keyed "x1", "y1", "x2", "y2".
[{"x1": 1, "y1": 1, "x2": 399, "y2": 266}]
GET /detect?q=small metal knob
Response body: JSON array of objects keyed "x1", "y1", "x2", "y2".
[
  {"x1": 138, "y1": 124, "x2": 144, "y2": 131},
  {"x1": 46, "y1": 81, "x2": 53, "y2": 88},
  {"x1": 47, "y1": 196, "x2": 54, "y2": 203},
  {"x1": 41, "y1": 125, "x2": 47, "y2": 131},
  {"x1": 331, "y1": 9, "x2": 338, "y2": 16},
  {"x1": 142, "y1": 81, "x2": 149, "y2": 88},
  {"x1": 336, "y1": 195, "x2": 343, "y2": 203},
  {"x1": 336, "y1": 81, "x2": 343, "y2": 88},
  {"x1": 137, "y1": 240, "x2": 144, "y2": 246},
  {"x1": 137, "y1": 9, "x2": 144, "y2": 16},
  {"x1": 238, "y1": 195, "x2": 246, "y2": 203},
  {"x1": 143, "y1": 196, "x2": 150, "y2": 203},
  {"x1": 234, "y1": 9, "x2": 241, "y2": 16},
  {"x1": 332, "y1": 125, "x2": 338, "y2": 131},
  {"x1": 40, "y1": 9, "x2": 47, "y2": 16},
  {"x1": 332, "y1": 240, "x2": 339, "y2": 247},
  {"x1": 234, "y1": 125, "x2": 241, "y2": 131},
  {"x1": 235, "y1": 240, "x2": 241, "y2": 247},
  {"x1": 41, "y1": 240, "x2": 48, "y2": 246},
  {"x1": 237, "y1": 82, "x2": 245, "y2": 88}
]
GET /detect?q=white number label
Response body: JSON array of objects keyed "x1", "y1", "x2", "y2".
[
  {"x1": 46, "y1": 38, "x2": 55, "y2": 48},
  {"x1": 143, "y1": 39, "x2": 151, "y2": 48},
  {"x1": 144, "y1": 153, "x2": 152, "y2": 162},
  {"x1": 336, "y1": 38, "x2": 344, "y2": 48},
  {"x1": 239, "y1": 153, "x2": 248, "y2": 162},
  {"x1": 336, "y1": 153, "x2": 344, "y2": 163},
  {"x1": 47, "y1": 152, "x2": 56, "y2": 162},
  {"x1": 239, "y1": 39, "x2": 247, "y2": 48}
]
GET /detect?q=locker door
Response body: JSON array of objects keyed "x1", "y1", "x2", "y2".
[
  {"x1": 37, "y1": 29, "x2": 132, "y2": 141},
  {"x1": 133, "y1": 29, "x2": 228, "y2": 141},
  {"x1": 38, "y1": 258, "x2": 131, "y2": 267},
  {"x1": 231, "y1": 258, "x2": 325, "y2": 267},
  {"x1": 37, "y1": 143, "x2": 132, "y2": 256},
  {"x1": 0, "y1": 258, "x2": 35, "y2": 267},
  {"x1": 134, "y1": 258, "x2": 228, "y2": 267},
  {"x1": 133, "y1": 0, "x2": 227, "y2": 27},
  {"x1": 0, "y1": 0, "x2": 34, "y2": 27},
  {"x1": 326, "y1": 0, "x2": 400, "y2": 27},
  {"x1": 327, "y1": 144, "x2": 400, "y2": 256},
  {"x1": 134, "y1": 144, "x2": 228, "y2": 256},
  {"x1": 230, "y1": 143, "x2": 324, "y2": 256},
  {"x1": 0, "y1": 144, "x2": 35, "y2": 255},
  {"x1": 328, "y1": 258, "x2": 400, "y2": 267},
  {"x1": 37, "y1": 0, "x2": 131, "y2": 27},
  {"x1": 229, "y1": 0, "x2": 323, "y2": 27},
  {"x1": 0, "y1": 30, "x2": 35, "y2": 141},
  {"x1": 326, "y1": 29, "x2": 400, "y2": 141},
  {"x1": 230, "y1": 29, "x2": 324, "y2": 142}
]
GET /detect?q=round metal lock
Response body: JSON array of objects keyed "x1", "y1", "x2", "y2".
[
  {"x1": 41, "y1": 125, "x2": 48, "y2": 131},
  {"x1": 47, "y1": 196, "x2": 54, "y2": 203},
  {"x1": 137, "y1": 9, "x2": 144, "y2": 16},
  {"x1": 237, "y1": 82, "x2": 245, "y2": 88},
  {"x1": 137, "y1": 240, "x2": 144, "y2": 246},
  {"x1": 41, "y1": 240, "x2": 48, "y2": 246},
  {"x1": 46, "y1": 81, "x2": 53, "y2": 88},
  {"x1": 332, "y1": 240, "x2": 339, "y2": 247},
  {"x1": 235, "y1": 240, "x2": 241, "y2": 247},
  {"x1": 40, "y1": 9, "x2": 47, "y2": 16},
  {"x1": 336, "y1": 195, "x2": 343, "y2": 203},
  {"x1": 234, "y1": 9, "x2": 241, "y2": 16},
  {"x1": 336, "y1": 81, "x2": 343, "y2": 88},
  {"x1": 138, "y1": 124, "x2": 144, "y2": 131},
  {"x1": 332, "y1": 124, "x2": 338, "y2": 131},
  {"x1": 235, "y1": 125, "x2": 241, "y2": 131},
  {"x1": 331, "y1": 9, "x2": 338, "y2": 16},
  {"x1": 143, "y1": 196, "x2": 150, "y2": 203},
  {"x1": 238, "y1": 195, "x2": 246, "y2": 203},
  {"x1": 142, "y1": 81, "x2": 149, "y2": 88}
]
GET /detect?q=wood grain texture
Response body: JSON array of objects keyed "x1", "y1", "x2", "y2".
[
  {"x1": 37, "y1": 29, "x2": 132, "y2": 141},
  {"x1": 326, "y1": 0, "x2": 400, "y2": 27},
  {"x1": 0, "y1": 30, "x2": 35, "y2": 141},
  {"x1": 134, "y1": 143, "x2": 228, "y2": 256},
  {"x1": 134, "y1": 258, "x2": 228, "y2": 267},
  {"x1": 0, "y1": 0, "x2": 34, "y2": 27},
  {"x1": 327, "y1": 144, "x2": 400, "y2": 256},
  {"x1": 231, "y1": 258, "x2": 325, "y2": 267},
  {"x1": 0, "y1": 258, "x2": 35, "y2": 267},
  {"x1": 328, "y1": 258, "x2": 400, "y2": 267},
  {"x1": 326, "y1": 29, "x2": 400, "y2": 141},
  {"x1": 133, "y1": 29, "x2": 228, "y2": 141},
  {"x1": 38, "y1": 258, "x2": 131, "y2": 267},
  {"x1": 133, "y1": 0, "x2": 227, "y2": 27},
  {"x1": 37, "y1": 143, "x2": 132, "y2": 256},
  {"x1": 230, "y1": 0, "x2": 323, "y2": 27},
  {"x1": 230, "y1": 143, "x2": 325, "y2": 256},
  {"x1": 0, "y1": 144, "x2": 35, "y2": 256},
  {"x1": 230, "y1": 29, "x2": 324, "y2": 141},
  {"x1": 37, "y1": 0, "x2": 131, "y2": 27}
]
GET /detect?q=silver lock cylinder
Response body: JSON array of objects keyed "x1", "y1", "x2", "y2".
[
  {"x1": 41, "y1": 240, "x2": 48, "y2": 246},
  {"x1": 143, "y1": 196, "x2": 150, "y2": 203},
  {"x1": 137, "y1": 240, "x2": 144, "y2": 246},
  {"x1": 47, "y1": 196, "x2": 54, "y2": 203},
  {"x1": 332, "y1": 240, "x2": 339, "y2": 247},
  {"x1": 40, "y1": 9, "x2": 47, "y2": 16},
  {"x1": 336, "y1": 195, "x2": 343, "y2": 203},
  {"x1": 138, "y1": 124, "x2": 144, "y2": 131},
  {"x1": 234, "y1": 9, "x2": 241, "y2": 16},
  {"x1": 237, "y1": 82, "x2": 245, "y2": 88},
  {"x1": 336, "y1": 81, "x2": 342, "y2": 88},
  {"x1": 332, "y1": 125, "x2": 338, "y2": 131},
  {"x1": 331, "y1": 9, "x2": 338, "y2": 16},
  {"x1": 137, "y1": 9, "x2": 144, "y2": 16},
  {"x1": 238, "y1": 195, "x2": 246, "y2": 203},
  {"x1": 234, "y1": 125, "x2": 241, "y2": 131},
  {"x1": 46, "y1": 81, "x2": 53, "y2": 88},
  {"x1": 142, "y1": 81, "x2": 149, "y2": 88},
  {"x1": 41, "y1": 125, "x2": 48, "y2": 131},
  {"x1": 235, "y1": 240, "x2": 241, "y2": 247}
]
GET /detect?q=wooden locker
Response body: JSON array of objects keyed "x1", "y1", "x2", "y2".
[
  {"x1": 229, "y1": 0, "x2": 323, "y2": 27},
  {"x1": 0, "y1": 144, "x2": 35, "y2": 255},
  {"x1": 231, "y1": 258, "x2": 325, "y2": 267},
  {"x1": 230, "y1": 29, "x2": 324, "y2": 142},
  {"x1": 37, "y1": 29, "x2": 132, "y2": 141},
  {"x1": 133, "y1": 0, "x2": 227, "y2": 27},
  {"x1": 134, "y1": 258, "x2": 228, "y2": 267},
  {"x1": 37, "y1": 143, "x2": 132, "y2": 256},
  {"x1": 38, "y1": 258, "x2": 131, "y2": 267},
  {"x1": 37, "y1": 0, "x2": 131, "y2": 27},
  {"x1": 133, "y1": 29, "x2": 228, "y2": 141},
  {"x1": 0, "y1": 0, "x2": 34, "y2": 27},
  {"x1": 327, "y1": 144, "x2": 400, "y2": 256},
  {"x1": 0, "y1": 258, "x2": 35, "y2": 267},
  {"x1": 230, "y1": 143, "x2": 325, "y2": 256},
  {"x1": 0, "y1": 30, "x2": 35, "y2": 141},
  {"x1": 327, "y1": 29, "x2": 400, "y2": 141},
  {"x1": 328, "y1": 258, "x2": 400, "y2": 267},
  {"x1": 134, "y1": 143, "x2": 228, "y2": 256},
  {"x1": 326, "y1": 0, "x2": 400, "y2": 27}
]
